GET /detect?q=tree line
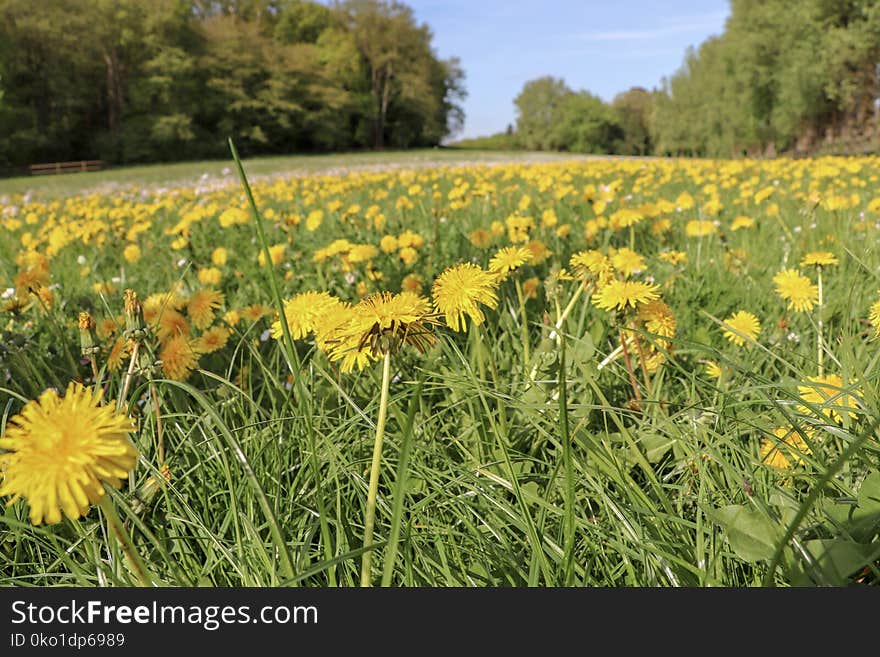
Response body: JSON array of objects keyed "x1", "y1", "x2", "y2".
[
  {"x1": 485, "y1": 0, "x2": 880, "y2": 158},
  {"x1": 0, "y1": 0, "x2": 466, "y2": 170}
]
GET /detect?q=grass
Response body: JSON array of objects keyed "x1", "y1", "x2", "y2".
[
  {"x1": 0, "y1": 148, "x2": 586, "y2": 199},
  {"x1": 1, "y1": 154, "x2": 879, "y2": 587}
]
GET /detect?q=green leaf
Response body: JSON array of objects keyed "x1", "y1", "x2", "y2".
[
  {"x1": 638, "y1": 431, "x2": 676, "y2": 464},
  {"x1": 801, "y1": 539, "x2": 873, "y2": 585},
  {"x1": 710, "y1": 505, "x2": 781, "y2": 562}
]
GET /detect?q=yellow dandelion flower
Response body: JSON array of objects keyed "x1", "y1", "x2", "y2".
[
  {"x1": 658, "y1": 250, "x2": 688, "y2": 265},
  {"x1": 380, "y1": 235, "x2": 399, "y2": 253},
  {"x1": 123, "y1": 244, "x2": 141, "y2": 263},
  {"x1": 106, "y1": 337, "x2": 130, "y2": 372},
  {"x1": 570, "y1": 249, "x2": 611, "y2": 281},
  {"x1": 399, "y1": 246, "x2": 419, "y2": 265},
  {"x1": 773, "y1": 269, "x2": 818, "y2": 313},
  {"x1": 609, "y1": 247, "x2": 646, "y2": 277},
  {"x1": 522, "y1": 276, "x2": 540, "y2": 299},
  {"x1": 193, "y1": 325, "x2": 231, "y2": 354},
  {"x1": 469, "y1": 228, "x2": 493, "y2": 248},
  {"x1": 155, "y1": 308, "x2": 191, "y2": 341},
  {"x1": 800, "y1": 251, "x2": 838, "y2": 267},
  {"x1": 258, "y1": 244, "x2": 287, "y2": 267},
  {"x1": 159, "y1": 335, "x2": 201, "y2": 381},
  {"x1": 0, "y1": 382, "x2": 137, "y2": 525},
  {"x1": 797, "y1": 374, "x2": 860, "y2": 424},
  {"x1": 637, "y1": 299, "x2": 676, "y2": 340},
  {"x1": 721, "y1": 310, "x2": 761, "y2": 346},
  {"x1": 432, "y1": 263, "x2": 499, "y2": 332},
  {"x1": 730, "y1": 216, "x2": 754, "y2": 231},
  {"x1": 869, "y1": 294, "x2": 880, "y2": 339},
  {"x1": 324, "y1": 291, "x2": 438, "y2": 371},
  {"x1": 348, "y1": 244, "x2": 379, "y2": 263},
  {"x1": 211, "y1": 247, "x2": 228, "y2": 266},
  {"x1": 271, "y1": 292, "x2": 342, "y2": 341},
  {"x1": 705, "y1": 361, "x2": 723, "y2": 379},
  {"x1": 241, "y1": 304, "x2": 272, "y2": 323},
  {"x1": 592, "y1": 280, "x2": 660, "y2": 312},
  {"x1": 488, "y1": 246, "x2": 533, "y2": 279},
  {"x1": 401, "y1": 273, "x2": 424, "y2": 295},
  {"x1": 198, "y1": 267, "x2": 223, "y2": 286},
  {"x1": 760, "y1": 427, "x2": 811, "y2": 470},
  {"x1": 685, "y1": 220, "x2": 716, "y2": 237},
  {"x1": 187, "y1": 289, "x2": 224, "y2": 330}
]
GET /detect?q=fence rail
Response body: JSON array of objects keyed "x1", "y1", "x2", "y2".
[{"x1": 29, "y1": 160, "x2": 105, "y2": 176}]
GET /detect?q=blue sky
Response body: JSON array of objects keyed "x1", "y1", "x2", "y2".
[{"x1": 404, "y1": 0, "x2": 731, "y2": 139}]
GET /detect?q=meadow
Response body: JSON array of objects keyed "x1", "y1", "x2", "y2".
[{"x1": 1, "y1": 150, "x2": 879, "y2": 587}]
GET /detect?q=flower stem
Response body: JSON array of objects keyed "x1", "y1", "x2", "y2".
[
  {"x1": 515, "y1": 277, "x2": 530, "y2": 368},
  {"x1": 632, "y1": 331, "x2": 654, "y2": 399},
  {"x1": 118, "y1": 341, "x2": 140, "y2": 413},
  {"x1": 361, "y1": 351, "x2": 392, "y2": 587},
  {"x1": 150, "y1": 382, "x2": 165, "y2": 466},
  {"x1": 98, "y1": 493, "x2": 151, "y2": 587},
  {"x1": 817, "y1": 266, "x2": 824, "y2": 378},
  {"x1": 549, "y1": 282, "x2": 587, "y2": 342},
  {"x1": 620, "y1": 329, "x2": 642, "y2": 404}
]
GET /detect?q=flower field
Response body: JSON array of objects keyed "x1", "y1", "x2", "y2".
[{"x1": 2, "y1": 153, "x2": 879, "y2": 587}]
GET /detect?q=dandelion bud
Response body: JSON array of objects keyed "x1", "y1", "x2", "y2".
[
  {"x1": 123, "y1": 289, "x2": 149, "y2": 340},
  {"x1": 78, "y1": 311, "x2": 100, "y2": 356}
]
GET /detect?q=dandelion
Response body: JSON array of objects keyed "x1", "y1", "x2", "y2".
[
  {"x1": 638, "y1": 299, "x2": 676, "y2": 341},
  {"x1": 488, "y1": 246, "x2": 532, "y2": 279},
  {"x1": 797, "y1": 374, "x2": 860, "y2": 424},
  {"x1": 773, "y1": 269, "x2": 818, "y2": 313},
  {"x1": 524, "y1": 239, "x2": 551, "y2": 265},
  {"x1": 241, "y1": 304, "x2": 272, "y2": 323},
  {"x1": 187, "y1": 289, "x2": 224, "y2": 330},
  {"x1": 730, "y1": 216, "x2": 754, "y2": 231},
  {"x1": 432, "y1": 263, "x2": 499, "y2": 332},
  {"x1": 399, "y1": 246, "x2": 418, "y2": 266},
  {"x1": 800, "y1": 251, "x2": 838, "y2": 268},
  {"x1": 869, "y1": 294, "x2": 880, "y2": 339},
  {"x1": 570, "y1": 250, "x2": 611, "y2": 282},
  {"x1": 705, "y1": 361, "x2": 723, "y2": 379},
  {"x1": 271, "y1": 291, "x2": 342, "y2": 341},
  {"x1": 0, "y1": 382, "x2": 137, "y2": 525},
  {"x1": 211, "y1": 247, "x2": 228, "y2": 266},
  {"x1": 609, "y1": 247, "x2": 646, "y2": 277},
  {"x1": 159, "y1": 335, "x2": 201, "y2": 381},
  {"x1": 194, "y1": 326, "x2": 231, "y2": 354},
  {"x1": 324, "y1": 291, "x2": 438, "y2": 370},
  {"x1": 685, "y1": 220, "x2": 716, "y2": 237},
  {"x1": 469, "y1": 228, "x2": 492, "y2": 248},
  {"x1": 401, "y1": 273, "x2": 424, "y2": 294},
  {"x1": 721, "y1": 311, "x2": 761, "y2": 346},
  {"x1": 760, "y1": 427, "x2": 811, "y2": 469},
  {"x1": 380, "y1": 235, "x2": 399, "y2": 253},
  {"x1": 658, "y1": 250, "x2": 687, "y2": 265},
  {"x1": 258, "y1": 243, "x2": 287, "y2": 267},
  {"x1": 198, "y1": 267, "x2": 223, "y2": 286},
  {"x1": 348, "y1": 244, "x2": 379, "y2": 263},
  {"x1": 155, "y1": 308, "x2": 191, "y2": 341},
  {"x1": 592, "y1": 280, "x2": 660, "y2": 313}
]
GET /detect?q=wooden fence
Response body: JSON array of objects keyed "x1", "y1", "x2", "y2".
[{"x1": 29, "y1": 160, "x2": 105, "y2": 176}]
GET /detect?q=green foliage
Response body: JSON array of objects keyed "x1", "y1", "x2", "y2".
[
  {"x1": 448, "y1": 132, "x2": 519, "y2": 151},
  {"x1": 651, "y1": 0, "x2": 880, "y2": 157},
  {"x1": 512, "y1": 78, "x2": 652, "y2": 155},
  {"x1": 0, "y1": 0, "x2": 466, "y2": 168}
]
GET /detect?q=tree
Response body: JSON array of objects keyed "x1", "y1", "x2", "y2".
[
  {"x1": 612, "y1": 87, "x2": 652, "y2": 155},
  {"x1": 551, "y1": 91, "x2": 623, "y2": 153},
  {"x1": 513, "y1": 76, "x2": 571, "y2": 150}
]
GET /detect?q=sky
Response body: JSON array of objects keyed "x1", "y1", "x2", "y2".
[{"x1": 404, "y1": 0, "x2": 731, "y2": 140}]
